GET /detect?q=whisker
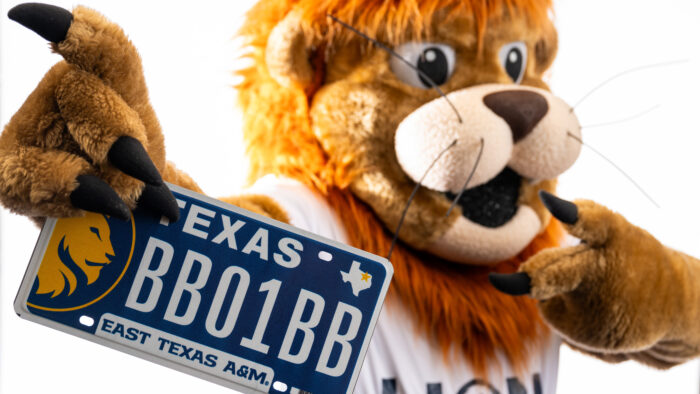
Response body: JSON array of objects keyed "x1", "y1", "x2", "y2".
[
  {"x1": 581, "y1": 104, "x2": 660, "y2": 129},
  {"x1": 570, "y1": 59, "x2": 688, "y2": 112},
  {"x1": 567, "y1": 132, "x2": 660, "y2": 208},
  {"x1": 445, "y1": 138, "x2": 485, "y2": 218},
  {"x1": 388, "y1": 139, "x2": 458, "y2": 260},
  {"x1": 327, "y1": 14, "x2": 463, "y2": 124}
]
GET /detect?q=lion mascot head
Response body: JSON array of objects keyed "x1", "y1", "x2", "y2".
[{"x1": 237, "y1": 0, "x2": 578, "y2": 374}]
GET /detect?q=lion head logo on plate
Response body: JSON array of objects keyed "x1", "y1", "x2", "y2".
[
  {"x1": 28, "y1": 212, "x2": 134, "y2": 311},
  {"x1": 37, "y1": 213, "x2": 115, "y2": 297}
]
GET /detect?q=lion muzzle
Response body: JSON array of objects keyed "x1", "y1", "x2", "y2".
[{"x1": 394, "y1": 83, "x2": 581, "y2": 194}]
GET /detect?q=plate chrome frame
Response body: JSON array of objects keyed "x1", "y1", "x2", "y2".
[{"x1": 14, "y1": 183, "x2": 393, "y2": 393}]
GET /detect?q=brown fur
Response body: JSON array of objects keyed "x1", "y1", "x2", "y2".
[
  {"x1": 521, "y1": 201, "x2": 700, "y2": 368},
  {"x1": 0, "y1": 6, "x2": 198, "y2": 222},
  {"x1": 55, "y1": 6, "x2": 166, "y2": 170}
]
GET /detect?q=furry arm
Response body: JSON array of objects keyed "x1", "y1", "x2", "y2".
[
  {"x1": 506, "y1": 194, "x2": 700, "y2": 368},
  {"x1": 0, "y1": 4, "x2": 200, "y2": 224},
  {"x1": 1, "y1": 5, "x2": 290, "y2": 229}
]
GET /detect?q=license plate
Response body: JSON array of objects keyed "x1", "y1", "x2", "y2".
[{"x1": 14, "y1": 184, "x2": 392, "y2": 393}]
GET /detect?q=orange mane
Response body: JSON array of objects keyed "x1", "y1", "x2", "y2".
[{"x1": 237, "y1": 0, "x2": 559, "y2": 375}]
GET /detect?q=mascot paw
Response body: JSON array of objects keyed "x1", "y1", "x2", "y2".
[
  {"x1": 491, "y1": 192, "x2": 680, "y2": 352},
  {"x1": 489, "y1": 192, "x2": 605, "y2": 299},
  {"x1": 1, "y1": 3, "x2": 177, "y2": 222}
]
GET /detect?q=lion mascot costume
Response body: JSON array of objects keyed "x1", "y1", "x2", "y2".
[{"x1": 2, "y1": 1, "x2": 700, "y2": 393}]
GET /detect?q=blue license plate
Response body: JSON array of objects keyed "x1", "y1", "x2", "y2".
[{"x1": 14, "y1": 184, "x2": 392, "y2": 393}]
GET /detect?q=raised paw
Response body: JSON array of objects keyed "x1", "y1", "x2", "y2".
[
  {"x1": 490, "y1": 191, "x2": 630, "y2": 297},
  {"x1": 1, "y1": 3, "x2": 176, "y2": 222},
  {"x1": 490, "y1": 193, "x2": 681, "y2": 352},
  {"x1": 490, "y1": 244, "x2": 599, "y2": 299}
]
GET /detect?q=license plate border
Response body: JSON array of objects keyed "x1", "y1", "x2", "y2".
[{"x1": 13, "y1": 182, "x2": 393, "y2": 393}]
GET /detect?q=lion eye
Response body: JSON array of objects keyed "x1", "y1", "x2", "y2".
[
  {"x1": 391, "y1": 42, "x2": 456, "y2": 89},
  {"x1": 498, "y1": 42, "x2": 528, "y2": 84},
  {"x1": 90, "y1": 226, "x2": 102, "y2": 241}
]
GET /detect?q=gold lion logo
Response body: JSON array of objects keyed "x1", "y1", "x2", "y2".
[{"x1": 36, "y1": 213, "x2": 115, "y2": 297}]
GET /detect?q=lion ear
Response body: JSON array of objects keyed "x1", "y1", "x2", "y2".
[
  {"x1": 266, "y1": 10, "x2": 318, "y2": 89},
  {"x1": 534, "y1": 20, "x2": 558, "y2": 73}
]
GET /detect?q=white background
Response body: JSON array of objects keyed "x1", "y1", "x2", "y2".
[{"x1": 1, "y1": 1, "x2": 699, "y2": 393}]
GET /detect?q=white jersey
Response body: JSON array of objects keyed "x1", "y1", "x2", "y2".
[{"x1": 247, "y1": 176, "x2": 562, "y2": 394}]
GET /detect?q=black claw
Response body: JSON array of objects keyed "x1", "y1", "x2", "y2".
[
  {"x1": 8, "y1": 3, "x2": 72, "y2": 43},
  {"x1": 70, "y1": 175, "x2": 130, "y2": 221},
  {"x1": 108, "y1": 136, "x2": 163, "y2": 186},
  {"x1": 539, "y1": 190, "x2": 578, "y2": 225},
  {"x1": 138, "y1": 183, "x2": 180, "y2": 222},
  {"x1": 488, "y1": 272, "x2": 532, "y2": 296}
]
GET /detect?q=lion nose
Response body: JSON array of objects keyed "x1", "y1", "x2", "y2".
[{"x1": 483, "y1": 90, "x2": 549, "y2": 143}]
